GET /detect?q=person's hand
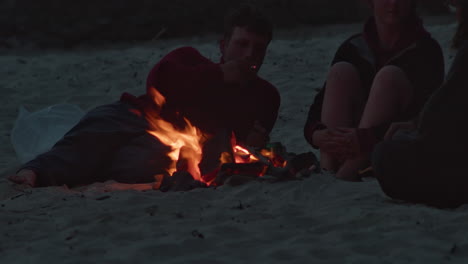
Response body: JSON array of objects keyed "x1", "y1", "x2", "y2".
[
  {"x1": 220, "y1": 57, "x2": 257, "y2": 84},
  {"x1": 334, "y1": 127, "x2": 361, "y2": 157},
  {"x1": 245, "y1": 121, "x2": 268, "y2": 148},
  {"x1": 8, "y1": 169, "x2": 37, "y2": 187},
  {"x1": 384, "y1": 121, "x2": 416, "y2": 140},
  {"x1": 312, "y1": 128, "x2": 351, "y2": 159}
]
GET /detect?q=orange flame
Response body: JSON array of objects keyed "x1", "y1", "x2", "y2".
[
  {"x1": 231, "y1": 133, "x2": 287, "y2": 168},
  {"x1": 145, "y1": 88, "x2": 205, "y2": 182},
  {"x1": 233, "y1": 145, "x2": 259, "y2": 163}
]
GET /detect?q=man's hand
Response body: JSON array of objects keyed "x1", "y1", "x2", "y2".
[
  {"x1": 8, "y1": 169, "x2": 37, "y2": 187},
  {"x1": 245, "y1": 121, "x2": 268, "y2": 148},
  {"x1": 384, "y1": 121, "x2": 416, "y2": 140},
  {"x1": 220, "y1": 57, "x2": 257, "y2": 84}
]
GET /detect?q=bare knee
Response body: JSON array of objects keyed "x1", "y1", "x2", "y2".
[
  {"x1": 326, "y1": 62, "x2": 361, "y2": 93},
  {"x1": 371, "y1": 65, "x2": 413, "y2": 105},
  {"x1": 374, "y1": 65, "x2": 408, "y2": 83},
  {"x1": 322, "y1": 62, "x2": 364, "y2": 126},
  {"x1": 373, "y1": 66, "x2": 412, "y2": 93}
]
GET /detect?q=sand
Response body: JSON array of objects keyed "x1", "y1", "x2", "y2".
[{"x1": 1, "y1": 17, "x2": 466, "y2": 263}]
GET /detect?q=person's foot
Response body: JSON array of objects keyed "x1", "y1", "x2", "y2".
[
  {"x1": 335, "y1": 157, "x2": 368, "y2": 182},
  {"x1": 8, "y1": 169, "x2": 37, "y2": 187}
]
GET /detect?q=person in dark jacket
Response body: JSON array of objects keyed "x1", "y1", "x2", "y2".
[
  {"x1": 9, "y1": 5, "x2": 280, "y2": 188},
  {"x1": 373, "y1": 0, "x2": 468, "y2": 208},
  {"x1": 303, "y1": 0, "x2": 445, "y2": 181}
]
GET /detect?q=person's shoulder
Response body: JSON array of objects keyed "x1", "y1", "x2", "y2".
[
  {"x1": 344, "y1": 33, "x2": 364, "y2": 44},
  {"x1": 330, "y1": 33, "x2": 370, "y2": 64},
  {"x1": 163, "y1": 46, "x2": 203, "y2": 58},
  {"x1": 418, "y1": 33, "x2": 441, "y2": 47},
  {"x1": 411, "y1": 34, "x2": 443, "y2": 57},
  {"x1": 159, "y1": 46, "x2": 213, "y2": 65},
  {"x1": 333, "y1": 33, "x2": 366, "y2": 57},
  {"x1": 339, "y1": 33, "x2": 364, "y2": 48},
  {"x1": 399, "y1": 34, "x2": 444, "y2": 66}
]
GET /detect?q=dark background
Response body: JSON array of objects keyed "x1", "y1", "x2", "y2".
[{"x1": 0, "y1": 0, "x2": 449, "y2": 49}]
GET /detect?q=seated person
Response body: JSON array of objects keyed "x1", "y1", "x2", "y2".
[
  {"x1": 9, "y1": 5, "x2": 280, "y2": 188},
  {"x1": 373, "y1": 0, "x2": 468, "y2": 208},
  {"x1": 303, "y1": 0, "x2": 444, "y2": 181}
]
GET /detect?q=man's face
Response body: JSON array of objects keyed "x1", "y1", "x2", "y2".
[
  {"x1": 220, "y1": 27, "x2": 270, "y2": 72},
  {"x1": 372, "y1": 0, "x2": 414, "y2": 26}
]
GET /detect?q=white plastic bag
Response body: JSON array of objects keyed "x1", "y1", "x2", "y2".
[{"x1": 11, "y1": 104, "x2": 85, "y2": 164}]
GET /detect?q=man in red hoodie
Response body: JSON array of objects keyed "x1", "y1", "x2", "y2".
[{"x1": 9, "y1": 5, "x2": 280, "y2": 187}]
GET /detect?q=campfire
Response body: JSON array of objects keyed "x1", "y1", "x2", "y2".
[{"x1": 145, "y1": 88, "x2": 318, "y2": 191}]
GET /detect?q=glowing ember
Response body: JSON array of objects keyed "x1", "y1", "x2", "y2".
[
  {"x1": 260, "y1": 149, "x2": 287, "y2": 168},
  {"x1": 229, "y1": 133, "x2": 287, "y2": 169},
  {"x1": 145, "y1": 88, "x2": 206, "y2": 182},
  {"x1": 233, "y1": 145, "x2": 259, "y2": 163}
]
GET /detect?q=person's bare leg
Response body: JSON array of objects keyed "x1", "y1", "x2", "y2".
[
  {"x1": 321, "y1": 62, "x2": 363, "y2": 172},
  {"x1": 336, "y1": 65, "x2": 413, "y2": 181}
]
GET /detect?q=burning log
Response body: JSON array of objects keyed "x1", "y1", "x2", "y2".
[
  {"x1": 242, "y1": 143, "x2": 319, "y2": 178},
  {"x1": 154, "y1": 141, "x2": 319, "y2": 190},
  {"x1": 212, "y1": 143, "x2": 319, "y2": 186},
  {"x1": 141, "y1": 88, "x2": 319, "y2": 190}
]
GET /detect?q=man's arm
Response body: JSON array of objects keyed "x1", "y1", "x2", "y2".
[
  {"x1": 250, "y1": 83, "x2": 280, "y2": 147},
  {"x1": 257, "y1": 81, "x2": 281, "y2": 135}
]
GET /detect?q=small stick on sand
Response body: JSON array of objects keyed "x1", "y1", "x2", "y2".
[{"x1": 151, "y1": 27, "x2": 167, "y2": 42}]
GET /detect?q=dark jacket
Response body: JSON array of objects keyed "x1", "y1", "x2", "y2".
[
  {"x1": 304, "y1": 17, "x2": 445, "y2": 148},
  {"x1": 418, "y1": 41, "x2": 468, "y2": 155}
]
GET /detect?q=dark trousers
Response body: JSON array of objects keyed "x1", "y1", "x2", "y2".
[{"x1": 22, "y1": 102, "x2": 172, "y2": 187}]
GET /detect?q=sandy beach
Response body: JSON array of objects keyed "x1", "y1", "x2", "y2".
[{"x1": 1, "y1": 17, "x2": 466, "y2": 263}]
